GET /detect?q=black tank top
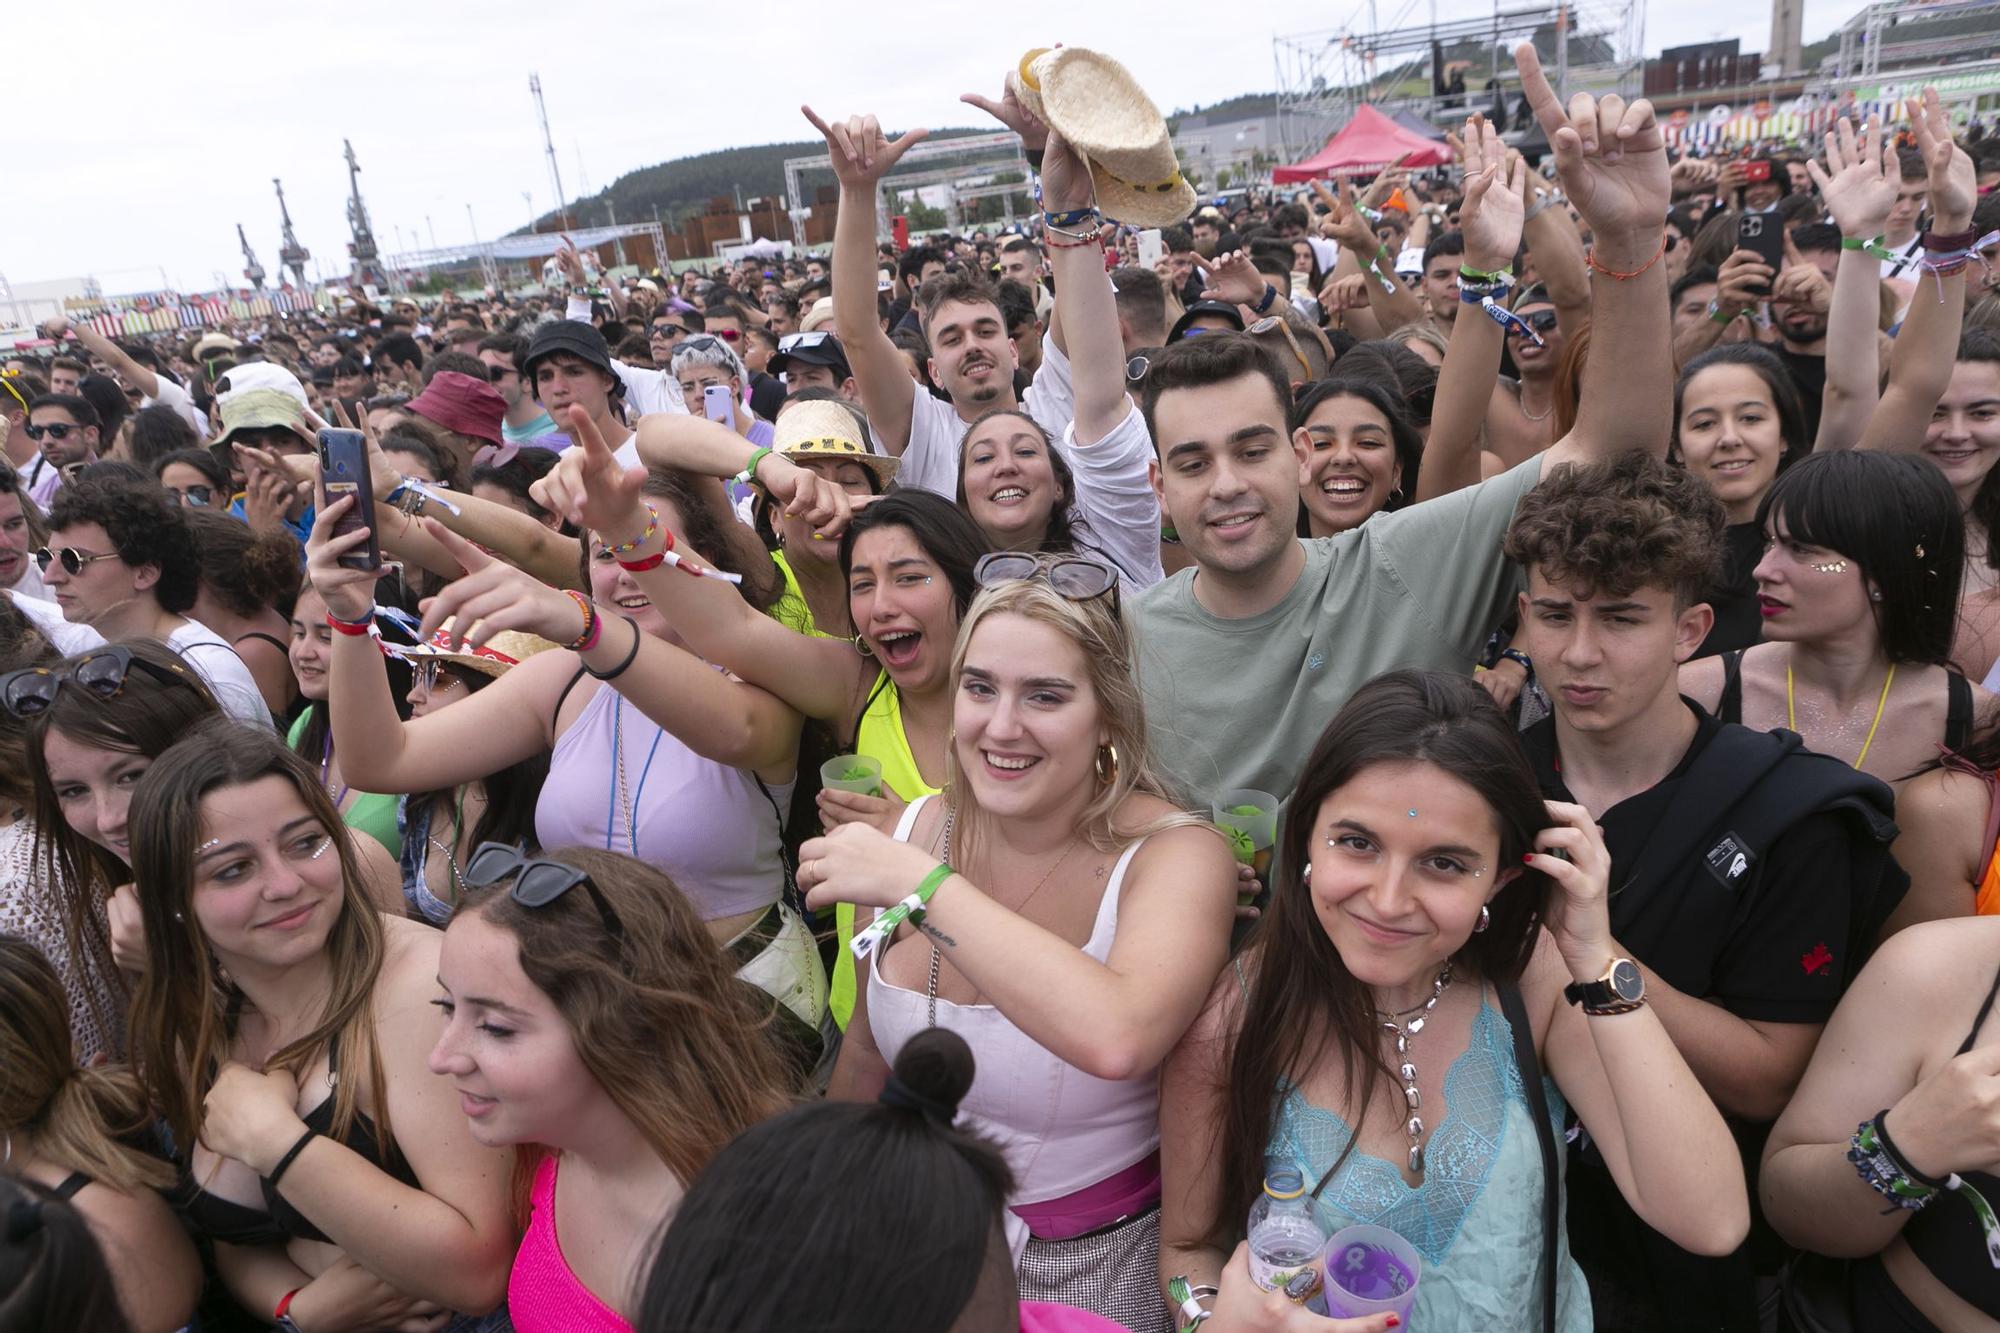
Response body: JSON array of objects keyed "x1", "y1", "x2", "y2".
[
  {"x1": 1900, "y1": 963, "x2": 2000, "y2": 1316},
  {"x1": 1716, "y1": 651, "x2": 1973, "y2": 753}
]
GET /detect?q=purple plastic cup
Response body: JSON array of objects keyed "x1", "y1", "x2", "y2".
[{"x1": 1321, "y1": 1224, "x2": 1421, "y2": 1323}]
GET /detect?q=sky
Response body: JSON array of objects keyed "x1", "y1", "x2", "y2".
[{"x1": 3, "y1": 0, "x2": 1872, "y2": 296}]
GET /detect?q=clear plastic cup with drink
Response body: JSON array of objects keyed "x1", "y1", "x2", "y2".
[
  {"x1": 1247, "y1": 1166, "x2": 1328, "y2": 1305},
  {"x1": 1213, "y1": 788, "x2": 1279, "y2": 901},
  {"x1": 1320, "y1": 1223, "x2": 1421, "y2": 1324},
  {"x1": 820, "y1": 754, "x2": 884, "y2": 797}
]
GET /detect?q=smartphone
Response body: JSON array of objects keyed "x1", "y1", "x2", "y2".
[
  {"x1": 703, "y1": 384, "x2": 737, "y2": 432},
  {"x1": 1136, "y1": 228, "x2": 1164, "y2": 269},
  {"x1": 317, "y1": 428, "x2": 379, "y2": 572},
  {"x1": 1737, "y1": 212, "x2": 1785, "y2": 292},
  {"x1": 1743, "y1": 159, "x2": 1772, "y2": 184}
]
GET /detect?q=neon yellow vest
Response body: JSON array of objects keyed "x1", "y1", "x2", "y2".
[{"x1": 829, "y1": 671, "x2": 942, "y2": 1029}]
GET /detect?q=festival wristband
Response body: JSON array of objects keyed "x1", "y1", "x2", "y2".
[
  {"x1": 849, "y1": 863, "x2": 955, "y2": 959},
  {"x1": 325, "y1": 608, "x2": 374, "y2": 637},
  {"x1": 1457, "y1": 263, "x2": 1514, "y2": 283},
  {"x1": 1842, "y1": 233, "x2": 1900, "y2": 264},
  {"x1": 1044, "y1": 206, "x2": 1099, "y2": 229},
  {"x1": 734, "y1": 448, "x2": 772, "y2": 486},
  {"x1": 1253, "y1": 284, "x2": 1278, "y2": 315},
  {"x1": 1167, "y1": 1276, "x2": 1215, "y2": 1330}
]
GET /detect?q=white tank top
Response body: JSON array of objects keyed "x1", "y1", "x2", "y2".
[{"x1": 865, "y1": 796, "x2": 1161, "y2": 1259}]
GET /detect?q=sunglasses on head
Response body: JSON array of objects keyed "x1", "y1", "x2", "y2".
[
  {"x1": 0, "y1": 646, "x2": 191, "y2": 718},
  {"x1": 974, "y1": 551, "x2": 1120, "y2": 611},
  {"x1": 24, "y1": 422, "x2": 85, "y2": 442},
  {"x1": 779, "y1": 331, "x2": 833, "y2": 353},
  {"x1": 461, "y1": 842, "x2": 626, "y2": 941},
  {"x1": 33, "y1": 545, "x2": 120, "y2": 576}
]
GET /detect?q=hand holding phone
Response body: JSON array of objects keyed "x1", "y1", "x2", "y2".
[
  {"x1": 703, "y1": 384, "x2": 738, "y2": 432},
  {"x1": 1736, "y1": 213, "x2": 1786, "y2": 294},
  {"x1": 318, "y1": 428, "x2": 381, "y2": 572}
]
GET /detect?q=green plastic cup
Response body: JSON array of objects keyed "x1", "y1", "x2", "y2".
[
  {"x1": 820, "y1": 754, "x2": 884, "y2": 797},
  {"x1": 1214, "y1": 788, "x2": 1280, "y2": 896}
]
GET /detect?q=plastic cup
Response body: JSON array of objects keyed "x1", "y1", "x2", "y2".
[
  {"x1": 1213, "y1": 788, "x2": 1280, "y2": 894},
  {"x1": 1320, "y1": 1224, "x2": 1421, "y2": 1323},
  {"x1": 820, "y1": 755, "x2": 884, "y2": 797}
]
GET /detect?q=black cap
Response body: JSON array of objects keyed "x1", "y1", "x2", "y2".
[
  {"x1": 1168, "y1": 300, "x2": 1247, "y2": 344},
  {"x1": 767, "y1": 333, "x2": 852, "y2": 382},
  {"x1": 522, "y1": 319, "x2": 618, "y2": 396}
]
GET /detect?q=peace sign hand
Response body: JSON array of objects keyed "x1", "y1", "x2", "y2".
[
  {"x1": 801, "y1": 106, "x2": 931, "y2": 191},
  {"x1": 530, "y1": 404, "x2": 649, "y2": 540},
  {"x1": 1515, "y1": 42, "x2": 1667, "y2": 253}
]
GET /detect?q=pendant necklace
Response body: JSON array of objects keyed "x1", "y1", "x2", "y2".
[{"x1": 1376, "y1": 962, "x2": 1455, "y2": 1177}]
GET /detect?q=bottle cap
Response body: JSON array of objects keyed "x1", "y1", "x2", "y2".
[{"x1": 1262, "y1": 1166, "x2": 1308, "y2": 1200}]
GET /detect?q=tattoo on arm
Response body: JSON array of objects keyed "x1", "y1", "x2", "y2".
[{"x1": 919, "y1": 921, "x2": 957, "y2": 948}]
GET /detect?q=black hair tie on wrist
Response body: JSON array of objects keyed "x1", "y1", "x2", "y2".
[{"x1": 877, "y1": 1074, "x2": 957, "y2": 1126}]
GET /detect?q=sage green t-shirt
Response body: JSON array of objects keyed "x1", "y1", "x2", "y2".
[{"x1": 1132, "y1": 452, "x2": 1546, "y2": 815}]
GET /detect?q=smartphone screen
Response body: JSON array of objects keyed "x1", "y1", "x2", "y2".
[
  {"x1": 317, "y1": 428, "x2": 380, "y2": 572},
  {"x1": 703, "y1": 384, "x2": 737, "y2": 432},
  {"x1": 1737, "y1": 213, "x2": 1785, "y2": 292},
  {"x1": 1136, "y1": 229, "x2": 1164, "y2": 269}
]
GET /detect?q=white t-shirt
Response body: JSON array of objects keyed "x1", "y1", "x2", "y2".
[
  {"x1": 3, "y1": 592, "x2": 273, "y2": 728},
  {"x1": 7, "y1": 558, "x2": 51, "y2": 602},
  {"x1": 23, "y1": 454, "x2": 61, "y2": 510},
  {"x1": 1062, "y1": 403, "x2": 1164, "y2": 590},
  {"x1": 562, "y1": 295, "x2": 690, "y2": 417},
  {"x1": 145, "y1": 374, "x2": 207, "y2": 440},
  {"x1": 1879, "y1": 236, "x2": 1924, "y2": 281},
  {"x1": 884, "y1": 331, "x2": 1075, "y2": 498}
]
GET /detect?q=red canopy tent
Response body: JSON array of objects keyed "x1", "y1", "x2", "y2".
[{"x1": 1272, "y1": 105, "x2": 1455, "y2": 183}]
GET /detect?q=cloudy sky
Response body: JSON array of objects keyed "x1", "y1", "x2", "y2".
[{"x1": 6, "y1": 0, "x2": 1869, "y2": 296}]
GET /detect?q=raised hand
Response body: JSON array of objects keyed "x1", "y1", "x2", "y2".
[
  {"x1": 304, "y1": 493, "x2": 395, "y2": 621},
  {"x1": 1669, "y1": 156, "x2": 1720, "y2": 196},
  {"x1": 1715, "y1": 248, "x2": 1777, "y2": 314},
  {"x1": 554, "y1": 237, "x2": 587, "y2": 288},
  {"x1": 1515, "y1": 42, "x2": 1667, "y2": 251},
  {"x1": 801, "y1": 107, "x2": 931, "y2": 191},
  {"x1": 1809, "y1": 116, "x2": 1898, "y2": 240},
  {"x1": 1455, "y1": 115, "x2": 1528, "y2": 272},
  {"x1": 759, "y1": 453, "x2": 854, "y2": 538},
  {"x1": 1316, "y1": 178, "x2": 1380, "y2": 255},
  {"x1": 961, "y1": 81, "x2": 1048, "y2": 152},
  {"x1": 1198, "y1": 250, "x2": 1270, "y2": 308},
  {"x1": 530, "y1": 404, "x2": 648, "y2": 538},
  {"x1": 1909, "y1": 86, "x2": 1976, "y2": 232},
  {"x1": 412, "y1": 519, "x2": 583, "y2": 652},
  {"x1": 1039, "y1": 127, "x2": 1095, "y2": 215},
  {"x1": 1527, "y1": 799, "x2": 1618, "y2": 985}
]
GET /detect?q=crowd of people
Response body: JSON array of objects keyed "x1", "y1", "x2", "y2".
[{"x1": 4, "y1": 39, "x2": 2000, "y2": 1333}]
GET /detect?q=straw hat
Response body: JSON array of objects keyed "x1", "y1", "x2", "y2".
[
  {"x1": 771, "y1": 399, "x2": 898, "y2": 485},
  {"x1": 393, "y1": 622, "x2": 560, "y2": 680},
  {"x1": 1007, "y1": 46, "x2": 1196, "y2": 229}
]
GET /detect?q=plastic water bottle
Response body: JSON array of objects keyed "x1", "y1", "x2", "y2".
[{"x1": 1248, "y1": 1166, "x2": 1328, "y2": 1304}]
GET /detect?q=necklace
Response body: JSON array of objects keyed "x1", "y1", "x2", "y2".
[
  {"x1": 1517, "y1": 392, "x2": 1554, "y2": 423},
  {"x1": 606, "y1": 695, "x2": 664, "y2": 855},
  {"x1": 318, "y1": 728, "x2": 348, "y2": 808},
  {"x1": 1786, "y1": 661, "x2": 1895, "y2": 769},
  {"x1": 1376, "y1": 963, "x2": 1455, "y2": 1178},
  {"x1": 425, "y1": 788, "x2": 469, "y2": 900},
  {"x1": 924, "y1": 806, "x2": 1079, "y2": 1028}
]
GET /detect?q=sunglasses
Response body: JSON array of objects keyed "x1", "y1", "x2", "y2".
[
  {"x1": 650, "y1": 324, "x2": 688, "y2": 340},
  {"x1": 0, "y1": 646, "x2": 191, "y2": 718},
  {"x1": 412, "y1": 659, "x2": 469, "y2": 694},
  {"x1": 33, "y1": 545, "x2": 120, "y2": 576},
  {"x1": 1508, "y1": 309, "x2": 1560, "y2": 335},
  {"x1": 23, "y1": 422, "x2": 87, "y2": 442},
  {"x1": 461, "y1": 842, "x2": 626, "y2": 941},
  {"x1": 164, "y1": 484, "x2": 215, "y2": 508},
  {"x1": 974, "y1": 551, "x2": 1120, "y2": 611},
  {"x1": 1247, "y1": 316, "x2": 1315, "y2": 382},
  {"x1": 779, "y1": 331, "x2": 833, "y2": 353}
]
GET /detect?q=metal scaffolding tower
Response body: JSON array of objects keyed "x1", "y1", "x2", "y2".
[
  {"x1": 781, "y1": 131, "x2": 1032, "y2": 247},
  {"x1": 237, "y1": 224, "x2": 267, "y2": 291},
  {"x1": 343, "y1": 139, "x2": 390, "y2": 291},
  {"x1": 1273, "y1": 0, "x2": 1646, "y2": 163},
  {"x1": 274, "y1": 179, "x2": 311, "y2": 290},
  {"x1": 529, "y1": 74, "x2": 571, "y2": 231}
]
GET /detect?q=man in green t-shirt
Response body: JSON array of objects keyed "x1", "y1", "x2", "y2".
[{"x1": 1130, "y1": 47, "x2": 1676, "y2": 814}]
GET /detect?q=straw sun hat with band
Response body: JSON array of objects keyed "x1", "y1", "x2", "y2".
[
  {"x1": 389, "y1": 623, "x2": 560, "y2": 682},
  {"x1": 768, "y1": 399, "x2": 899, "y2": 489},
  {"x1": 1007, "y1": 46, "x2": 1197, "y2": 229}
]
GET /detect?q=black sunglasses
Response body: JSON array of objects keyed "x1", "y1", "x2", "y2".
[
  {"x1": 1509, "y1": 309, "x2": 1560, "y2": 335},
  {"x1": 974, "y1": 551, "x2": 1120, "y2": 610},
  {"x1": 33, "y1": 545, "x2": 120, "y2": 576},
  {"x1": 461, "y1": 841, "x2": 626, "y2": 941},
  {"x1": 0, "y1": 646, "x2": 192, "y2": 718},
  {"x1": 165, "y1": 484, "x2": 215, "y2": 508},
  {"x1": 650, "y1": 323, "x2": 688, "y2": 339},
  {"x1": 24, "y1": 422, "x2": 86, "y2": 442}
]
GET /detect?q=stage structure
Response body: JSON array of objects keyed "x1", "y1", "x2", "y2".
[
  {"x1": 781, "y1": 131, "x2": 1034, "y2": 247},
  {"x1": 381, "y1": 221, "x2": 668, "y2": 290},
  {"x1": 1273, "y1": 0, "x2": 1647, "y2": 163}
]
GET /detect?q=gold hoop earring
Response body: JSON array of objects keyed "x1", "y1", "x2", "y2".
[
  {"x1": 851, "y1": 633, "x2": 875, "y2": 659},
  {"x1": 1095, "y1": 743, "x2": 1119, "y2": 786}
]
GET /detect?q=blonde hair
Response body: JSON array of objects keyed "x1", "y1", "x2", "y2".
[
  {"x1": 941, "y1": 576, "x2": 1204, "y2": 870},
  {"x1": 0, "y1": 936, "x2": 173, "y2": 1192}
]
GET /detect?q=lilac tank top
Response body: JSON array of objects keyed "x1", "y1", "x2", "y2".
[
  {"x1": 534, "y1": 682, "x2": 792, "y2": 921},
  {"x1": 508, "y1": 1155, "x2": 630, "y2": 1333}
]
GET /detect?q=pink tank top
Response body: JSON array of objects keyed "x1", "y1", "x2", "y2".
[{"x1": 508, "y1": 1155, "x2": 631, "y2": 1333}]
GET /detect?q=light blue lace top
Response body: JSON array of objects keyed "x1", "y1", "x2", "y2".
[{"x1": 1268, "y1": 994, "x2": 1592, "y2": 1330}]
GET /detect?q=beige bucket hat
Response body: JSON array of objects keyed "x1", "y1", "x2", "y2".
[
  {"x1": 771, "y1": 399, "x2": 899, "y2": 486},
  {"x1": 1007, "y1": 46, "x2": 1197, "y2": 229}
]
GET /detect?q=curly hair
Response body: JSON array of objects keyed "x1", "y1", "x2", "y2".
[
  {"x1": 47, "y1": 479, "x2": 199, "y2": 614},
  {"x1": 185, "y1": 507, "x2": 304, "y2": 620},
  {"x1": 1504, "y1": 450, "x2": 1726, "y2": 607}
]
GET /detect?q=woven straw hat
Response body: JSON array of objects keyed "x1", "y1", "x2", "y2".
[
  {"x1": 1007, "y1": 47, "x2": 1196, "y2": 229},
  {"x1": 771, "y1": 399, "x2": 899, "y2": 485},
  {"x1": 393, "y1": 623, "x2": 559, "y2": 679}
]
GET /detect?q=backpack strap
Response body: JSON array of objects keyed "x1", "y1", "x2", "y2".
[
  {"x1": 1946, "y1": 669, "x2": 1975, "y2": 753},
  {"x1": 1716, "y1": 650, "x2": 1746, "y2": 724},
  {"x1": 1498, "y1": 979, "x2": 1558, "y2": 1333}
]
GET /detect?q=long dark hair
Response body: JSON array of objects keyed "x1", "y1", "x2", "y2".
[
  {"x1": 0, "y1": 1174, "x2": 133, "y2": 1333},
  {"x1": 1757, "y1": 450, "x2": 1964, "y2": 666},
  {"x1": 405, "y1": 667, "x2": 549, "y2": 874},
  {"x1": 953, "y1": 406, "x2": 1091, "y2": 558},
  {"x1": 25, "y1": 642, "x2": 220, "y2": 1042},
  {"x1": 1209, "y1": 670, "x2": 1551, "y2": 1247},
  {"x1": 1290, "y1": 377, "x2": 1424, "y2": 537},
  {"x1": 838, "y1": 489, "x2": 989, "y2": 624},
  {"x1": 640, "y1": 1028, "x2": 1013, "y2": 1332},
  {"x1": 1673, "y1": 343, "x2": 1808, "y2": 469}
]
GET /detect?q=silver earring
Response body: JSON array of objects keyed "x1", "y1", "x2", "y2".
[
  {"x1": 1302, "y1": 862, "x2": 1312, "y2": 884},
  {"x1": 1869, "y1": 588, "x2": 1883, "y2": 601},
  {"x1": 1474, "y1": 905, "x2": 1490, "y2": 932}
]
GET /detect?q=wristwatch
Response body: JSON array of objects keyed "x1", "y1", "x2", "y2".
[{"x1": 1564, "y1": 958, "x2": 1645, "y2": 1015}]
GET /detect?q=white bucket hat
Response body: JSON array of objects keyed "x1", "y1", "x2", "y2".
[{"x1": 1008, "y1": 47, "x2": 1197, "y2": 229}]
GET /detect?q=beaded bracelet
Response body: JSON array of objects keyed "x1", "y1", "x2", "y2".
[
  {"x1": 561, "y1": 590, "x2": 600, "y2": 652},
  {"x1": 1588, "y1": 234, "x2": 1668, "y2": 281},
  {"x1": 605, "y1": 503, "x2": 659, "y2": 557}
]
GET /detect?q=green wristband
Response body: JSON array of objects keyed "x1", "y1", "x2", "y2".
[
  {"x1": 913, "y1": 861, "x2": 954, "y2": 909},
  {"x1": 1458, "y1": 263, "x2": 1513, "y2": 283},
  {"x1": 735, "y1": 446, "x2": 772, "y2": 486}
]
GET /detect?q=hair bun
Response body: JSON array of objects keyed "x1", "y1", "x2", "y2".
[{"x1": 879, "y1": 1028, "x2": 976, "y2": 1124}]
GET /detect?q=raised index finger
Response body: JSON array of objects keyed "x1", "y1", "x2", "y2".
[{"x1": 1515, "y1": 42, "x2": 1568, "y2": 143}]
